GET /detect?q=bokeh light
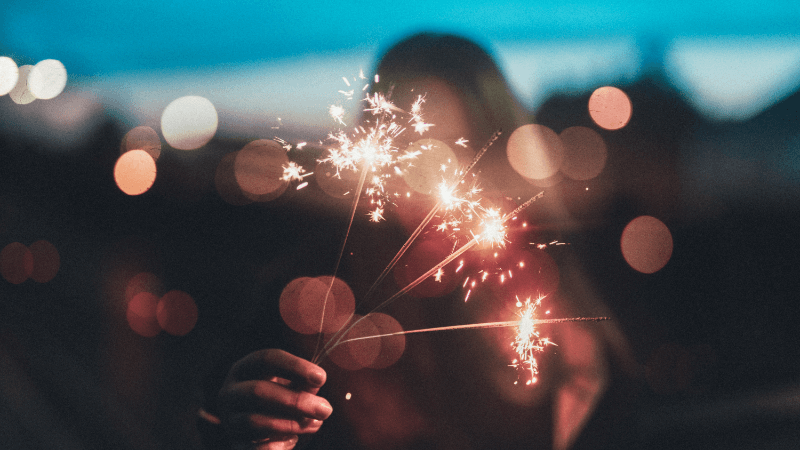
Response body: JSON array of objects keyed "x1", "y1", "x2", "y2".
[
  {"x1": 279, "y1": 276, "x2": 355, "y2": 335},
  {"x1": 234, "y1": 139, "x2": 289, "y2": 201},
  {"x1": 28, "y1": 59, "x2": 67, "y2": 100},
  {"x1": 8, "y1": 65, "x2": 36, "y2": 105},
  {"x1": 114, "y1": 149, "x2": 157, "y2": 196},
  {"x1": 127, "y1": 292, "x2": 161, "y2": 337},
  {"x1": 121, "y1": 126, "x2": 162, "y2": 161},
  {"x1": 125, "y1": 272, "x2": 164, "y2": 303},
  {"x1": 506, "y1": 124, "x2": 565, "y2": 181},
  {"x1": 588, "y1": 86, "x2": 632, "y2": 130},
  {"x1": 1, "y1": 242, "x2": 33, "y2": 284},
  {"x1": 160, "y1": 95, "x2": 218, "y2": 150},
  {"x1": 29, "y1": 240, "x2": 60, "y2": 283},
  {"x1": 620, "y1": 215, "x2": 673, "y2": 274},
  {"x1": 401, "y1": 139, "x2": 457, "y2": 195},
  {"x1": 328, "y1": 314, "x2": 381, "y2": 371},
  {"x1": 364, "y1": 312, "x2": 405, "y2": 369},
  {"x1": 558, "y1": 126, "x2": 608, "y2": 181},
  {"x1": 0, "y1": 56, "x2": 19, "y2": 96},
  {"x1": 156, "y1": 290, "x2": 198, "y2": 336}
]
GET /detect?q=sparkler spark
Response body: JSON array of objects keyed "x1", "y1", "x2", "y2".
[
  {"x1": 329, "y1": 104, "x2": 346, "y2": 124},
  {"x1": 281, "y1": 161, "x2": 312, "y2": 183},
  {"x1": 319, "y1": 91, "x2": 442, "y2": 222},
  {"x1": 511, "y1": 296, "x2": 554, "y2": 385}
]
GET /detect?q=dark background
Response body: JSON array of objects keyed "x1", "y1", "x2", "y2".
[{"x1": 2, "y1": 3, "x2": 800, "y2": 449}]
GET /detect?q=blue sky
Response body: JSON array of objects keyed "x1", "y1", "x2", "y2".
[
  {"x1": 3, "y1": 0, "x2": 800, "y2": 129},
  {"x1": 3, "y1": 0, "x2": 799, "y2": 74}
]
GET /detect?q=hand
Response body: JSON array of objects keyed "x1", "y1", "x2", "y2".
[{"x1": 217, "y1": 349, "x2": 332, "y2": 450}]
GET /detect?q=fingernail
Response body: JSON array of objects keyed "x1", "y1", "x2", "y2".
[
  {"x1": 309, "y1": 368, "x2": 326, "y2": 386},
  {"x1": 313, "y1": 399, "x2": 333, "y2": 420}
]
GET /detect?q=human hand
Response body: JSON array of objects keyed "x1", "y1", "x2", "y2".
[{"x1": 217, "y1": 349, "x2": 332, "y2": 450}]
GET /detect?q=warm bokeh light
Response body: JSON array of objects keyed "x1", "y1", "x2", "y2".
[
  {"x1": 1, "y1": 242, "x2": 33, "y2": 284},
  {"x1": 0, "y1": 56, "x2": 19, "y2": 96},
  {"x1": 28, "y1": 59, "x2": 67, "y2": 100},
  {"x1": 160, "y1": 95, "x2": 218, "y2": 150},
  {"x1": 234, "y1": 139, "x2": 289, "y2": 201},
  {"x1": 507, "y1": 124, "x2": 565, "y2": 181},
  {"x1": 328, "y1": 314, "x2": 381, "y2": 371},
  {"x1": 588, "y1": 86, "x2": 632, "y2": 130},
  {"x1": 364, "y1": 312, "x2": 406, "y2": 369},
  {"x1": 127, "y1": 292, "x2": 161, "y2": 337},
  {"x1": 156, "y1": 290, "x2": 198, "y2": 336},
  {"x1": 114, "y1": 149, "x2": 157, "y2": 195},
  {"x1": 279, "y1": 276, "x2": 355, "y2": 335},
  {"x1": 121, "y1": 126, "x2": 162, "y2": 161},
  {"x1": 621, "y1": 215, "x2": 673, "y2": 274},
  {"x1": 29, "y1": 240, "x2": 60, "y2": 283},
  {"x1": 124, "y1": 272, "x2": 164, "y2": 303},
  {"x1": 8, "y1": 64, "x2": 35, "y2": 105},
  {"x1": 558, "y1": 126, "x2": 607, "y2": 181},
  {"x1": 401, "y1": 139, "x2": 457, "y2": 195}
]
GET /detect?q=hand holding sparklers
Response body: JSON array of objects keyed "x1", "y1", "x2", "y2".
[{"x1": 215, "y1": 349, "x2": 332, "y2": 449}]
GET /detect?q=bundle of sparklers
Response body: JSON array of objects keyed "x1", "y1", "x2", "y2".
[{"x1": 278, "y1": 75, "x2": 608, "y2": 385}]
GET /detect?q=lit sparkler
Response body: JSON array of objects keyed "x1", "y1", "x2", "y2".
[
  {"x1": 332, "y1": 311, "x2": 610, "y2": 387},
  {"x1": 320, "y1": 91, "x2": 427, "y2": 221},
  {"x1": 297, "y1": 77, "x2": 592, "y2": 387},
  {"x1": 281, "y1": 161, "x2": 312, "y2": 184}
]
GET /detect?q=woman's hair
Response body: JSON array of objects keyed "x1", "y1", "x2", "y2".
[{"x1": 371, "y1": 33, "x2": 527, "y2": 139}]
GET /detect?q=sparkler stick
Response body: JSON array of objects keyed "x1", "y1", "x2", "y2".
[
  {"x1": 313, "y1": 160, "x2": 371, "y2": 358},
  {"x1": 334, "y1": 317, "x2": 610, "y2": 345}
]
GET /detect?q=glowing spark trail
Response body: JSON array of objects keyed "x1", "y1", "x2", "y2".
[
  {"x1": 336, "y1": 316, "x2": 610, "y2": 343},
  {"x1": 281, "y1": 161, "x2": 312, "y2": 183}
]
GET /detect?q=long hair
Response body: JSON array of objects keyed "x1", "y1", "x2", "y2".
[{"x1": 371, "y1": 33, "x2": 527, "y2": 140}]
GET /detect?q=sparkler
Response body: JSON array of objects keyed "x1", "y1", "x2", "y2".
[
  {"x1": 334, "y1": 312, "x2": 610, "y2": 386},
  {"x1": 277, "y1": 75, "x2": 600, "y2": 385},
  {"x1": 311, "y1": 80, "x2": 444, "y2": 358}
]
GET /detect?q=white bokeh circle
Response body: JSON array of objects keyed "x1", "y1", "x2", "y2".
[
  {"x1": 161, "y1": 96, "x2": 218, "y2": 150},
  {"x1": 28, "y1": 59, "x2": 67, "y2": 100},
  {"x1": 0, "y1": 57, "x2": 19, "y2": 96}
]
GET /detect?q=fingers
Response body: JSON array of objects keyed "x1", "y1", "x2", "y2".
[
  {"x1": 230, "y1": 349, "x2": 326, "y2": 392},
  {"x1": 232, "y1": 434, "x2": 299, "y2": 450},
  {"x1": 221, "y1": 379, "x2": 333, "y2": 421},
  {"x1": 219, "y1": 349, "x2": 331, "y2": 445},
  {"x1": 227, "y1": 412, "x2": 324, "y2": 436}
]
